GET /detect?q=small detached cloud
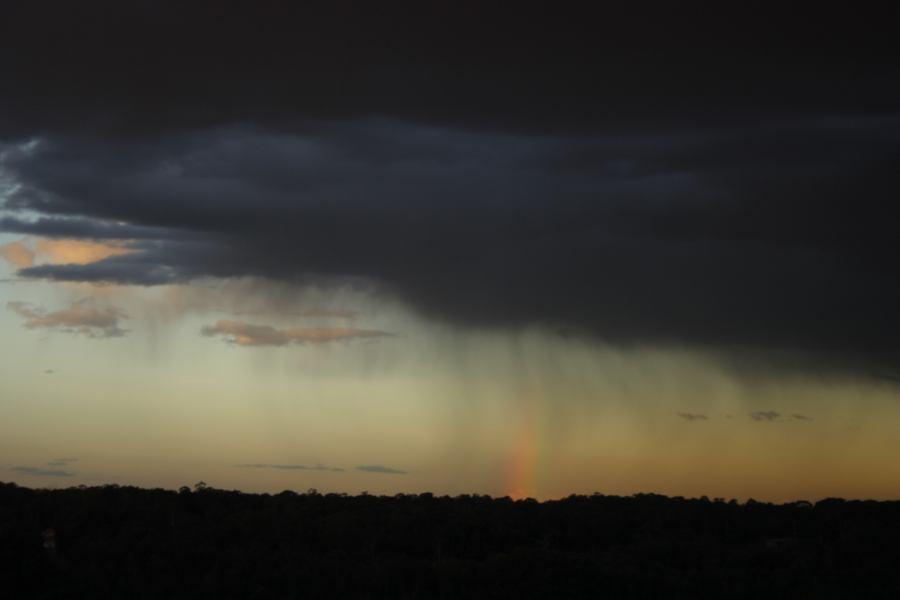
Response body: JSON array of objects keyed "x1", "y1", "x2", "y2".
[
  {"x1": 677, "y1": 412, "x2": 709, "y2": 422},
  {"x1": 791, "y1": 413, "x2": 814, "y2": 421},
  {"x1": 749, "y1": 410, "x2": 781, "y2": 422},
  {"x1": 7, "y1": 300, "x2": 128, "y2": 338},
  {"x1": 202, "y1": 319, "x2": 391, "y2": 347},
  {"x1": 356, "y1": 465, "x2": 407, "y2": 475},
  {"x1": 12, "y1": 466, "x2": 74, "y2": 477},
  {"x1": 46, "y1": 458, "x2": 78, "y2": 467},
  {"x1": 236, "y1": 463, "x2": 344, "y2": 472}
]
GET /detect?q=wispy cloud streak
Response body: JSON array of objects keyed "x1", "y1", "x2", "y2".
[
  {"x1": 236, "y1": 463, "x2": 344, "y2": 472},
  {"x1": 12, "y1": 466, "x2": 74, "y2": 477},
  {"x1": 356, "y1": 465, "x2": 407, "y2": 475},
  {"x1": 749, "y1": 411, "x2": 781, "y2": 422},
  {"x1": 677, "y1": 412, "x2": 709, "y2": 422},
  {"x1": 202, "y1": 319, "x2": 391, "y2": 347}
]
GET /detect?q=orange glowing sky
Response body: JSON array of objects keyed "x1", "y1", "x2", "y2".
[{"x1": 2, "y1": 236, "x2": 900, "y2": 501}]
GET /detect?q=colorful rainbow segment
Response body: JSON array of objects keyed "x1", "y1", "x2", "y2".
[{"x1": 504, "y1": 386, "x2": 540, "y2": 499}]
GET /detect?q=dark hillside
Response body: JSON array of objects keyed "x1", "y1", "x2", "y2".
[{"x1": 2, "y1": 482, "x2": 899, "y2": 599}]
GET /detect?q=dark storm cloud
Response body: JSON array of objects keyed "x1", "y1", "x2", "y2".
[
  {"x1": 1, "y1": 2, "x2": 897, "y2": 138},
  {"x1": 18, "y1": 251, "x2": 184, "y2": 286},
  {"x1": 356, "y1": 465, "x2": 407, "y2": 475},
  {"x1": 1, "y1": 2, "x2": 899, "y2": 373},
  {"x1": 0, "y1": 216, "x2": 167, "y2": 240}
]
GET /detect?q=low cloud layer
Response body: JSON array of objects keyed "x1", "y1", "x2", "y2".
[
  {"x1": 7, "y1": 300, "x2": 127, "y2": 338},
  {"x1": 356, "y1": 465, "x2": 407, "y2": 475},
  {"x1": 677, "y1": 412, "x2": 709, "y2": 422},
  {"x1": 12, "y1": 466, "x2": 74, "y2": 477},
  {"x1": 749, "y1": 411, "x2": 781, "y2": 422},
  {"x1": 237, "y1": 463, "x2": 344, "y2": 472},
  {"x1": 202, "y1": 320, "x2": 391, "y2": 347}
]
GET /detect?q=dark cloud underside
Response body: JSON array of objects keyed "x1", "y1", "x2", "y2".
[{"x1": 1, "y1": 2, "x2": 898, "y2": 373}]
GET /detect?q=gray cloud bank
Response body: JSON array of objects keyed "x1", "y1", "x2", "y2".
[{"x1": 1, "y1": 2, "x2": 898, "y2": 374}]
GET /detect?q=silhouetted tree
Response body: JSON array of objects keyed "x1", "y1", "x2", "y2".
[{"x1": 2, "y1": 481, "x2": 899, "y2": 598}]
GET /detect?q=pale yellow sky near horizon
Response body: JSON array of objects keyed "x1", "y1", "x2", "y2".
[{"x1": 2, "y1": 233, "x2": 900, "y2": 502}]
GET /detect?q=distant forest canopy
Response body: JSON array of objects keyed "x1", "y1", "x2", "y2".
[{"x1": 3, "y1": 481, "x2": 900, "y2": 599}]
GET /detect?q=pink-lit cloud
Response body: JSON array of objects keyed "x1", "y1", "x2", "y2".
[
  {"x1": 0, "y1": 238, "x2": 132, "y2": 270},
  {"x1": 7, "y1": 300, "x2": 128, "y2": 338},
  {"x1": 0, "y1": 241, "x2": 36, "y2": 268}
]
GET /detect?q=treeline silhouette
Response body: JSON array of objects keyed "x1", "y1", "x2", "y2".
[{"x1": 2, "y1": 481, "x2": 900, "y2": 599}]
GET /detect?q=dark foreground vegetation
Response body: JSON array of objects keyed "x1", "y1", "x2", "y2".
[{"x1": 3, "y1": 482, "x2": 900, "y2": 599}]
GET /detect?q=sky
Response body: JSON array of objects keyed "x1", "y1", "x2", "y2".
[{"x1": 1, "y1": 2, "x2": 899, "y2": 501}]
